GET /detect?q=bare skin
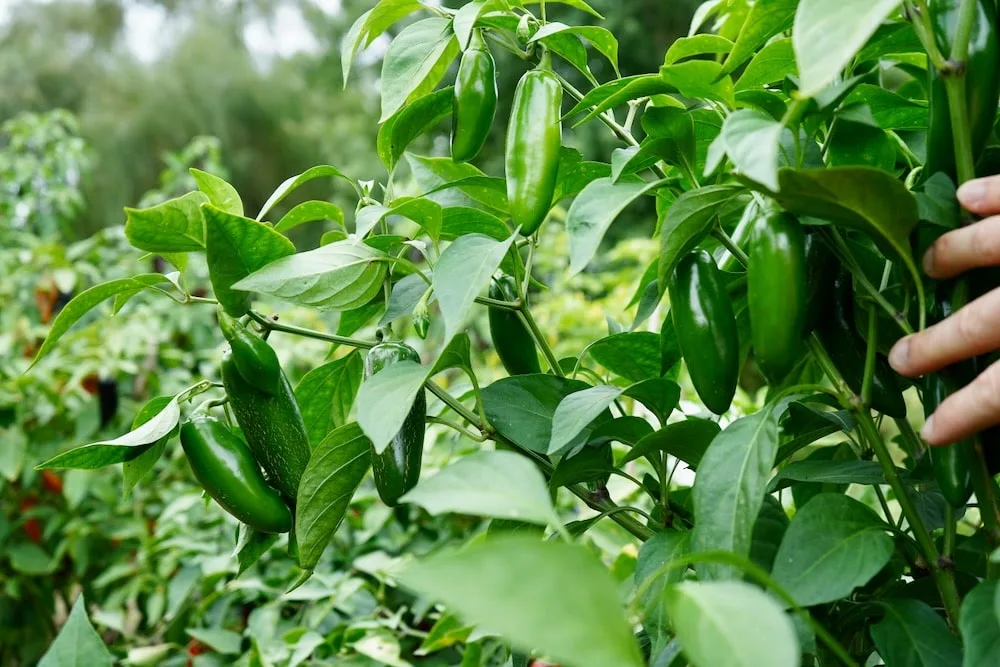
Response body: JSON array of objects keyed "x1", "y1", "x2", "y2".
[{"x1": 890, "y1": 176, "x2": 1000, "y2": 445}]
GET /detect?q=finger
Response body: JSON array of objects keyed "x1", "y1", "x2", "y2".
[
  {"x1": 889, "y1": 286, "x2": 1000, "y2": 377},
  {"x1": 923, "y1": 360, "x2": 1000, "y2": 446},
  {"x1": 958, "y1": 176, "x2": 1000, "y2": 216},
  {"x1": 923, "y1": 216, "x2": 1000, "y2": 279}
]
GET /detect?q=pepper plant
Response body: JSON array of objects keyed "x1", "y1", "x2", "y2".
[{"x1": 31, "y1": 0, "x2": 1000, "y2": 665}]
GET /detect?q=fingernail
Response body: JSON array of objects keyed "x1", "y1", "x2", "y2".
[
  {"x1": 958, "y1": 179, "x2": 987, "y2": 207},
  {"x1": 889, "y1": 338, "x2": 910, "y2": 372},
  {"x1": 921, "y1": 415, "x2": 936, "y2": 441},
  {"x1": 922, "y1": 245, "x2": 936, "y2": 275}
]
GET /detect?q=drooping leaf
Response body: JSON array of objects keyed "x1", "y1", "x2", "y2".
[
  {"x1": 381, "y1": 273, "x2": 432, "y2": 325},
  {"x1": 870, "y1": 599, "x2": 963, "y2": 667},
  {"x1": 230, "y1": 240, "x2": 387, "y2": 312},
  {"x1": 38, "y1": 397, "x2": 180, "y2": 470},
  {"x1": 399, "y1": 536, "x2": 645, "y2": 667},
  {"x1": 124, "y1": 191, "x2": 208, "y2": 252},
  {"x1": 549, "y1": 386, "x2": 625, "y2": 455},
  {"x1": 771, "y1": 494, "x2": 893, "y2": 607},
  {"x1": 295, "y1": 351, "x2": 364, "y2": 447},
  {"x1": 402, "y1": 451, "x2": 558, "y2": 526},
  {"x1": 378, "y1": 87, "x2": 454, "y2": 171},
  {"x1": 234, "y1": 524, "x2": 279, "y2": 576},
  {"x1": 718, "y1": 110, "x2": 784, "y2": 191},
  {"x1": 768, "y1": 460, "x2": 888, "y2": 491},
  {"x1": 355, "y1": 360, "x2": 428, "y2": 455},
  {"x1": 586, "y1": 332, "x2": 662, "y2": 382},
  {"x1": 204, "y1": 205, "x2": 297, "y2": 316},
  {"x1": 122, "y1": 396, "x2": 177, "y2": 497},
  {"x1": 621, "y1": 418, "x2": 720, "y2": 468},
  {"x1": 666, "y1": 580, "x2": 800, "y2": 667},
  {"x1": 295, "y1": 423, "x2": 372, "y2": 570},
  {"x1": 692, "y1": 409, "x2": 780, "y2": 580}
]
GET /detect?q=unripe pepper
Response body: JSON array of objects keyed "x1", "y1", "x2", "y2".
[
  {"x1": 923, "y1": 376, "x2": 974, "y2": 507},
  {"x1": 365, "y1": 341, "x2": 426, "y2": 506},
  {"x1": 180, "y1": 416, "x2": 292, "y2": 533},
  {"x1": 506, "y1": 51, "x2": 563, "y2": 236},
  {"x1": 814, "y1": 272, "x2": 907, "y2": 418},
  {"x1": 748, "y1": 212, "x2": 808, "y2": 382},
  {"x1": 218, "y1": 309, "x2": 280, "y2": 395},
  {"x1": 802, "y1": 232, "x2": 838, "y2": 335},
  {"x1": 488, "y1": 274, "x2": 540, "y2": 376},
  {"x1": 221, "y1": 352, "x2": 311, "y2": 502},
  {"x1": 669, "y1": 250, "x2": 740, "y2": 415},
  {"x1": 924, "y1": 0, "x2": 1000, "y2": 181},
  {"x1": 452, "y1": 30, "x2": 498, "y2": 163}
]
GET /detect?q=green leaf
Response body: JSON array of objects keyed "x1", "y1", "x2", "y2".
[
  {"x1": 38, "y1": 596, "x2": 113, "y2": 667},
  {"x1": 665, "y1": 580, "x2": 799, "y2": 667},
  {"x1": 433, "y1": 232, "x2": 517, "y2": 344},
  {"x1": 549, "y1": 443, "x2": 613, "y2": 489},
  {"x1": 356, "y1": 360, "x2": 428, "y2": 455},
  {"x1": 295, "y1": 423, "x2": 371, "y2": 570},
  {"x1": 842, "y1": 84, "x2": 929, "y2": 131},
  {"x1": 660, "y1": 61, "x2": 735, "y2": 108},
  {"x1": 960, "y1": 581, "x2": 1000, "y2": 667},
  {"x1": 234, "y1": 524, "x2": 279, "y2": 576},
  {"x1": 454, "y1": 1, "x2": 487, "y2": 50},
  {"x1": 624, "y1": 378, "x2": 681, "y2": 425},
  {"x1": 567, "y1": 177, "x2": 667, "y2": 275},
  {"x1": 549, "y1": 386, "x2": 625, "y2": 455},
  {"x1": 482, "y1": 375, "x2": 607, "y2": 453},
  {"x1": 203, "y1": 205, "x2": 296, "y2": 316},
  {"x1": 30, "y1": 275, "x2": 169, "y2": 368},
  {"x1": 381, "y1": 273, "x2": 431, "y2": 324},
  {"x1": 378, "y1": 87, "x2": 454, "y2": 171},
  {"x1": 586, "y1": 332, "x2": 662, "y2": 382},
  {"x1": 771, "y1": 494, "x2": 893, "y2": 607},
  {"x1": 591, "y1": 416, "x2": 655, "y2": 447},
  {"x1": 402, "y1": 451, "x2": 558, "y2": 526},
  {"x1": 295, "y1": 352, "x2": 363, "y2": 447},
  {"x1": 380, "y1": 18, "x2": 458, "y2": 122},
  {"x1": 124, "y1": 191, "x2": 208, "y2": 252},
  {"x1": 567, "y1": 75, "x2": 673, "y2": 127},
  {"x1": 719, "y1": 0, "x2": 797, "y2": 77},
  {"x1": 416, "y1": 612, "x2": 473, "y2": 655},
  {"x1": 793, "y1": 0, "x2": 902, "y2": 98},
  {"x1": 529, "y1": 23, "x2": 620, "y2": 76},
  {"x1": 827, "y1": 121, "x2": 897, "y2": 171},
  {"x1": 186, "y1": 628, "x2": 243, "y2": 655},
  {"x1": 406, "y1": 153, "x2": 508, "y2": 212},
  {"x1": 664, "y1": 34, "x2": 734, "y2": 65},
  {"x1": 870, "y1": 599, "x2": 963, "y2": 667},
  {"x1": 749, "y1": 495, "x2": 790, "y2": 573},
  {"x1": 356, "y1": 197, "x2": 443, "y2": 241},
  {"x1": 342, "y1": 1, "x2": 424, "y2": 86},
  {"x1": 636, "y1": 530, "x2": 690, "y2": 633},
  {"x1": 431, "y1": 332, "x2": 473, "y2": 375},
  {"x1": 440, "y1": 207, "x2": 511, "y2": 241},
  {"x1": 274, "y1": 200, "x2": 346, "y2": 235},
  {"x1": 621, "y1": 418, "x2": 720, "y2": 468},
  {"x1": 657, "y1": 186, "x2": 746, "y2": 294},
  {"x1": 38, "y1": 397, "x2": 180, "y2": 470},
  {"x1": 692, "y1": 409, "x2": 779, "y2": 580},
  {"x1": 399, "y1": 536, "x2": 644, "y2": 667},
  {"x1": 768, "y1": 460, "x2": 888, "y2": 491},
  {"x1": 553, "y1": 154, "x2": 614, "y2": 203},
  {"x1": 718, "y1": 110, "x2": 784, "y2": 190},
  {"x1": 257, "y1": 165, "x2": 356, "y2": 222},
  {"x1": 521, "y1": 0, "x2": 603, "y2": 19},
  {"x1": 190, "y1": 168, "x2": 243, "y2": 216},
  {"x1": 231, "y1": 239, "x2": 386, "y2": 312},
  {"x1": 735, "y1": 38, "x2": 797, "y2": 92},
  {"x1": 122, "y1": 396, "x2": 176, "y2": 497},
  {"x1": 771, "y1": 167, "x2": 923, "y2": 314},
  {"x1": 8, "y1": 542, "x2": 56, "y2": 575},
  {"x1": 639, "y1": 107, "x2": 697, "y2": 177}
]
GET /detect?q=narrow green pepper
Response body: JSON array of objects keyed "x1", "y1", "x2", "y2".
[
  {"x1": 748, "y1": 212, "x2": 808, "y2": 383},
  {"x1": 488, "y1": 274, "x2": 540, "y2": 376},
  {"x1": 815, "y1": 272, "x2": 907, "y2": 418},
  {"x1": 452, "y1": 30, "x2": 498, "y2": 163},
  {"x1": 669, "y1": 250, "x2": 740, "y2": 415},
  {"x1": 924, "y1": 0, "x2": 1000, "y2": 180},
  {"x1": 221, "y1": 352, "x2": 311, "y2": 502},
  {"x1": 180, "y1": 416, "x2": 292, "y2": 533},
  {"x1": 218, "y1": 309, "x2": 280, "y2": 395},
  {"x1": 505, "y1": 51, "x2": 563, "y2": 236},
  {"x1": 802, "y1": 231, "x2": 838, "y2": 335},
  {"x1": 923, "y1": 376, "x2": 975, "y2": 507},
  {"x1": 365, "y1": 341, "x2": 426, "y2": 506}
]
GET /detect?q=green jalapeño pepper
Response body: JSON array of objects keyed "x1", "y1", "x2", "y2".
[
  {"x1": 670, "y1": 250, "x2": 740, "y2": 415},
  {"x1": 221, "y1": 352, "x2": 311, "y2": 502},
  {"x1": 488, "y1": 274, "x2": 540, "y2": 376},
  {"x1": 506, "y1": 50, "x2": 562, "y2": 236},
  {"x1": 923, "y1": 376, "x2": 974, "y2": 507},
  {"x1": 365, "y1": 341, "x2": 426, "y2": 506},
  {"x1": 748, "y1": 212, "x2": 808, "y2": 383},
  {"x1": 803, "y1": 231, "x2": 839, "y2": 335},
  {"x1": 452, "y1": 30, "x2": 497, "y2": 163},
  {"x1": 180, "y1": 416, "x2": 292, "y2": 533},
  {"x1": 815, "y1": 272, "x2": 907, "y2": 418},
  {"x1": 218, "y1": 309, "x2": 281, "y2": 395},
  {"x1": 924, "y1": 0, "x2": 1000, "y2": 181}
]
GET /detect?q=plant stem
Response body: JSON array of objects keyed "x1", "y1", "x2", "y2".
[
  {"x1": 805, "y1": 336, "x2": 856, "y2": 409},
  {"x1": 893, "y1": 417, "x2": 926, "y2": 463},
  {"x1": 943, "y1": 504, "x2": 957, "y2": 558},
  {"x1": 477, "y1": 296, "x2": 520, "y2": 311},
  {"x1": 906, "y1": 0, "x2": 950, "y2": 70},
  {"x1": 861, "y1": 307, "x2": 878, "y2": 408},
  {"x1": 856, "y1": 411, "x2": 962, "y2": 627},
  {"x1": 552, "y1": 72, "x2": 640, "y2": 148},
  {"x1": 248, "y1": 311, "x2": 375, "y2": 350},
  {"x1": 713, "y1": 225, "x2": 750, "y2": 267},
  {"x1": 518, "y1": 308, "x2": 565, "y2": 377},
  {"x1": 426, "y1": 416, "x2": 486, "y2": 442}
]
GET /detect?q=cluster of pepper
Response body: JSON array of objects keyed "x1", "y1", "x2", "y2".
[{"x1": 179, "y1": 312, "x2": 428, "y2": 535}]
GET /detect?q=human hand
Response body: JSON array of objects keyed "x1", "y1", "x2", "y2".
[{"x1": 889, "y1": 176, "x2": 1000, "y2": 445}]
